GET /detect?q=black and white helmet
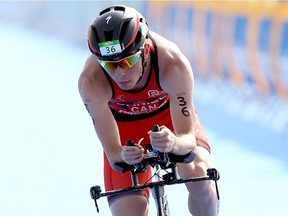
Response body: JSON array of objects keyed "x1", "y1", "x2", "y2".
[{"x1": 88, "y1": 5, "x2": 149, "y2": 61}]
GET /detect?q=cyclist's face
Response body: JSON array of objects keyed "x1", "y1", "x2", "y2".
[{"x1": 99, "y1": 50, "x2": 144, "y2": 90}]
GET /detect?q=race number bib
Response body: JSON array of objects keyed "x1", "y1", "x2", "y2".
[{"x1": 99, "y1": 40, "x2": 122, "y2": 56}]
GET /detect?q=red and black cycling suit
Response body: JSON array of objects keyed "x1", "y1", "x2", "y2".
[{"x1": 102, "y1": 35, "x2": 211, "y2": 205}]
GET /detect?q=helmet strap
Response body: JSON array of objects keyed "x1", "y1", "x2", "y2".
[{"x1": 136, "y1": 50, "x2": 147, "y2": 84}]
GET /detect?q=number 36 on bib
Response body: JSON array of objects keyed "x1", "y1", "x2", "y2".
[{"x1": 99, "y1": 40, "x2": 123, "y2": 56}]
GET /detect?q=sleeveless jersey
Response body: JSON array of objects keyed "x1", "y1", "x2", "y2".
[{"x1": 104, "y1": 37, "x2": 170, "y2": 122}]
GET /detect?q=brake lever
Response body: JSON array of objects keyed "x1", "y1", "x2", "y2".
[
  {"x1": 90, "y1": 186, "x2": 101, "y2": 212},
  {"x1": 152, "y1": 125, "x2": 170, "y2": 168}
]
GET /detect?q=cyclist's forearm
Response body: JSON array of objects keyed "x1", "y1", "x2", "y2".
[
  {"x1": 170, "y1": 133, "x2": 197, "y2": 155},
  {"x1": 105, "y1": 147, "x2": 124, "y2": 167}
]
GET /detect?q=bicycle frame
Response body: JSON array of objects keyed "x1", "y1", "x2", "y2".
[{"x1": 151, "y1": 164, "x2": 170, "y2": 216}]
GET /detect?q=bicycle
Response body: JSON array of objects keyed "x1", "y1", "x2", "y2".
[{"x1": 90, "y1": 125, "x2": 220, "y2": 216}]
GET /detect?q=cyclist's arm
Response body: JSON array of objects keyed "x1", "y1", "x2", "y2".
[
  {"x1": 152, "y1": 36, "x2": 197, "y2": 155},
  {"x1": 78, "y1": 56, "x2": 123, "y2": 166}
]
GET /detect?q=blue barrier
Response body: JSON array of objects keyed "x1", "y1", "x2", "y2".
[{"x1": 145, "y1": 2, "x2": 288, "y2": 100}]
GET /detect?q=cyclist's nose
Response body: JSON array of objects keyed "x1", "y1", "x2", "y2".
[{"x1": 114, "y1": 66, "x2": 127, "y2": 77}]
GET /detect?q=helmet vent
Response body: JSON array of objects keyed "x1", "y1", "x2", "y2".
[
  {"x1": 119, "y1": 20, "x2": 130, "y2": 43},
  {"x1": 91, "y1": 26, "x2": 100, "y2": 44},
  {"x1": 114, "y1": 6, "x2": 125, "y2": 12},
  {"x1": 104, "y1": 29, "x2": 113, "y2": 41},
  {"x1": 134, "y1": 31, "x2": 142, "y2": 46},
  {"x1": 99, "y1": 8, "x2": 110, "y2": 16}
]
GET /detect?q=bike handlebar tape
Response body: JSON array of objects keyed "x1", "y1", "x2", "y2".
[{"x1": 152, "y1": 124, "x2": 160, "y2": 132}]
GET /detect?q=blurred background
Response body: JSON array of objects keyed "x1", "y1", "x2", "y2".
[{"x1": 1, "y1": 1, "x2": 288, "y2": 216}]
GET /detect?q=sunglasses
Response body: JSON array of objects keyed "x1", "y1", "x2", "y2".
[{"x1": 98, "y1": 50, "x2": 142, "y2": 73}]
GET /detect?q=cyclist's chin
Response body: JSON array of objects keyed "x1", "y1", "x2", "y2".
[{"x1": 117, "y1": 80, "x2": 135, "y2": 90}]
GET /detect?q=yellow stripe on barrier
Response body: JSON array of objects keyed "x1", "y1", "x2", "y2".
[
  {"x1": 270, "y1": 20, "x2": 287, "y2": 99},
  {"x1": 210, "y1": 12, "x2": 222, "y2": 80},
  {"x1": 193, "y1": 8, "x2": 210, "y2": 77},
  {"x1": 247, "y1": 13, "x2": 269, "y2": 95},
  {"x1": 225, "y1": 14, "x2": 245, "y2": 87}
]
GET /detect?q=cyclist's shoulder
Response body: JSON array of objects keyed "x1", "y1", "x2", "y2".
[
  {"x1": 150, "y1": 32, "x2": 187, "y2": 71},
  {"x1": 150, "y1": 31, "x2": 182, "y2": 59},
  {"x1": 78, "y1": 55, "x2": 111, "y2": 100},
  {"x1": 150, "y1": 32, "x2": 193, "y2": 90},
  {"x1": 80, "y1": 55, "x2": 101, "y2": 77}
]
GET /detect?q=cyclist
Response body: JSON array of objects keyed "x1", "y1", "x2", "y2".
[{"x1": 79, "y1": 5, "x2": 218, "y2": 216}]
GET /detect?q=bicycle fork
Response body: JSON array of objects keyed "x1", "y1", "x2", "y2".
[{"x1": 152, "y1": 165, "x2": 170, "y2": 216}]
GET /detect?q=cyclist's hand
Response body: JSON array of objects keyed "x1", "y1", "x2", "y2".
[
  {"x1": 120, "y1": 144, "x2": 145, "y2": 165},
  {"x1": 148, "y1": 125, "x2": 176, "y2": 153}
]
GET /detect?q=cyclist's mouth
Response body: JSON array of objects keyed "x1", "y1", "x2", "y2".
[{"x1": 118, "y1": 80, "x2": 131, "y2": 87}]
